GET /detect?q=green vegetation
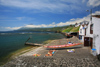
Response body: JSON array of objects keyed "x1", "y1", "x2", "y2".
[
  {"x1": 70, "y1": 26, "x2": 80, "y2": 32},
  {"x1": 15, "y1": 24, "x2": 80, "y2": 33},
  {"x1": 15, "y1": 25, "x2": 70, "y2": 32},
  {"x1": 62, "y1": 27, "x2": 74, "y2": 32},
  {"x1": 62, "y1": 26, "x2": 80, "y2": 32}
]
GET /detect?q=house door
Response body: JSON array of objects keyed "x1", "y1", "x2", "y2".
[
  {"x1": 90, "y1": 38, "x2": 93, "y2": 48},
  {"x1": 84, "y1": 37, "x2": 93, "y2": 48},
  {"x1": 84, "y1": 37, "x2": 89, "y2": 46},
  {"x1": 85, "y1": 28, "x2": 86, "y2": 35}
]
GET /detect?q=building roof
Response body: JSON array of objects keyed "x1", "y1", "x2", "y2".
[{"x1": 92, "y1": 15, "x2": 100, "y2": 18}]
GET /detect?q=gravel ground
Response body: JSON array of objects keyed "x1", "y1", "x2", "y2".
[{"x1": 1, "y1": 36, "x2": 100, "y2": 67}]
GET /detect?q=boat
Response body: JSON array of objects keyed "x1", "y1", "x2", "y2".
[{"x1": 44, "y1": 43, "x2": 82, "y2": 49}]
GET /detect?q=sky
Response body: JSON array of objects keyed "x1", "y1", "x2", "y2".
[{"x1": 0, "y1": 0, "x2": 100, "y2": 31}]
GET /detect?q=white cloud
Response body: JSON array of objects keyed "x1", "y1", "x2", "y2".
[
  {"x1": 0, "y1": 26, "x2": 21, "y2": 31},
  {"x1": 16, "y1": 17, "x2": 34, "y2": 21},
  {"x1": 70, "y1": 18, "x2": 76, "y2": 21},
  {"x1": 16, "y1": 17, "x2": 25, "y2": 20},
  {"x1": 5, "y1": 27, "x2": 21, "y2": 30},
  {"x1": 1, "y1": 11, "x2": 100, "y2": 31},
  {"x1": 24, "y1": 22, "x2": 56, "y2": 28},
  {"x1": 52, "y1": 22, "x2": 55, "y2": 25},
  {"x1": 56, "y1": 10, "x2": 100, "y2": 26},
  {"x1": 92, "y1": 11, "x2": 100, "y2": 15},
  {"x1": 0, "y1": 0, "x2": 86, "y2": 13},
  {"x1": 88, "y1": 0, "x2": 100, "y2": 7},
  {"x1": 82, "y1": 0, "x2": 86, "y2": 3},
  {"x1": 24, "y1": 25, "x2": 42, "y2": 28}
]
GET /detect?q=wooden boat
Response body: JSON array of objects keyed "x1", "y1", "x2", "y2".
[{"x1": 44, "y1": 43, "x2": 82, "y2": 49}]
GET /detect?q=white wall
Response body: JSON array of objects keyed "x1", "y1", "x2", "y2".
[
  {"x1": 82, "y1": 36, "x2": 84, "y2": 42},
  {"x1": 86, "y1": 21, "x2": 93, "y2": 38},
  {"x1": 93, "y1": 17, "x2": 100, "y2": 55},
  {"x1": 75, "y1": 24, "x2": 80, "y2": 27},
  {"x1": 79, "y1": 25, "x2": 85, "y2": 35}
]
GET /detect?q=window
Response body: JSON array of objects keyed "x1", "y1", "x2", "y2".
[
  {"x1": 90, "y1": 24, "x2": 93, "y2": 34},
  {"x1": 79, "y1": 35, "x2": 82, "y2": 40},
  {"x1": 80, "y1": 29, "x2": 82, "y2": 33}
]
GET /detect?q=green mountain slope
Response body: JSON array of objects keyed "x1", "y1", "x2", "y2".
[
  {"x1": 62, "y1": 26, "x2": 80, "y2": 32},
  {"x1": 62, "y1": 27, "x2": 74, "y2": 32},
  {"x1": 70, "y1": 26, "x2": 80, "y2": 32}
]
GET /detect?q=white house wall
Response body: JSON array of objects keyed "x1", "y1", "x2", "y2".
[
  {"x1": 79, "y1": 25, "x2": 85, "y2": 35},
  {"x1": 93, "y1": 17, "x2": 100, "y2": 55},
  {"x1": 86, "y1": 21, "x2": 93, "y2": 38},
  {"x1": 79, "y1": 25, "x2": 86, "y2": 42},
  {"x1": 82, "y1": 36, "x2": 84, "y2": 42},
  {"x1": 75, "y1": 24, "x2": 80, "y2": 27}
]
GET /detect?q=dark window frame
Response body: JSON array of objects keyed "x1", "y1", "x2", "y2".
[{"x1": 90, "y1": 24, "x2": 93, "y2": 34}]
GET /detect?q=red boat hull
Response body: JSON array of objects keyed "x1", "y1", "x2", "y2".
[{"x1": 44, "y1": 43, "x2": 82, "y2": 49}]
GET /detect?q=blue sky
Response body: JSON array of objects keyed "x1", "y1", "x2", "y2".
[{"x1": 0, "y1": 0, "x2": 100, "y2": 31}]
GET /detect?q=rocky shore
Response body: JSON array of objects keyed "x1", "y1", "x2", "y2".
[{"x1": 1, "y1": 36, "x2": 100, "y2": 67}]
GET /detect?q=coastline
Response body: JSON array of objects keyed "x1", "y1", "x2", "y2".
[
  {"x1": 0, "y1": 46, "x2": 38, "y2": 65},
  {"x1": 0, "y1": 32, "x2": 65, "y2": 66},
  {"x1": 11, "y1": 39, "x2": 53, "y2": 57},
  {"x1": 1, "y1": 36, "x2": 79, "y2": 66},
  {"x1": 1, "y1": 36, "x2": 100, "y2": 67},
  {"x1": 0, "y1": 39, "x2": 53, "y2": 66}
]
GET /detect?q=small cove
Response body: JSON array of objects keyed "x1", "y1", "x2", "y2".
[{"x1": 0, "y1": 32, "x2": 65, "y2": 65}]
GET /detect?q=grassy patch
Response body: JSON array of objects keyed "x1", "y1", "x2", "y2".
[
  {"x1": 62, "y1": 27, "x2": 74, "y2": 32},
  {"x1": 70, "y1": 26, "x2": 80, "y2": 32}
]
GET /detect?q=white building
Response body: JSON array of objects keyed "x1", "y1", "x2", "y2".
[
  {"x1": 83, "y1": 19, "x2": 93, "y2": 48},
  {"x1": 85, "y1": 21, "x2": 93, "y2": 38},
  {"x1": 79, "y1": 22, "x2": 89, "y2": 42},
  {"x1": 92, "y1": 15, "x2": 100, "y2": 57},
  {"x1": 75, "y1": 23, "x2": 80, "y2": 27},
  {"x1": 83, "y1": 15, "x2": 100, "y2": 60}
]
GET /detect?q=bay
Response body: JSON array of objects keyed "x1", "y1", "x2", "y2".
[{"x1": 0, "y1": 32, "x2": 65, "y2": 64}]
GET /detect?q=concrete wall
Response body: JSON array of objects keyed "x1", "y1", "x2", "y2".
[{"x1": 93, "y1": 17, "x2": 100, "y2": 55}]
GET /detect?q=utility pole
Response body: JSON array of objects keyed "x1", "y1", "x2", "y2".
[
  {"x1": 86, "y1": 9, "x2": 92, "y2": 22},
  {"x1": 90, "y1": 9, "x2": 92, "y2": 22},
  {"x1": 86, "y1": 9, "x2": 92, "y2": 48}
]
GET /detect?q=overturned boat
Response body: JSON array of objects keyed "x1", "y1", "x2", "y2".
[{"x1": 44, "y1": 43, "x2": 82, "y2": 49}]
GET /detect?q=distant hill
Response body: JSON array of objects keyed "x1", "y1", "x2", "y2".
[
  {"x1": 0, "y1": 25, "x2": 80, "y2": 33},
  {"x1": 15, "y1": 25, "x2": 71, "y2": 32}
]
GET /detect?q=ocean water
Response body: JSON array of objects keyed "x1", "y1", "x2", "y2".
[{"x1": 0, "y1": 32, "x2": 65, "y2": 62}]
